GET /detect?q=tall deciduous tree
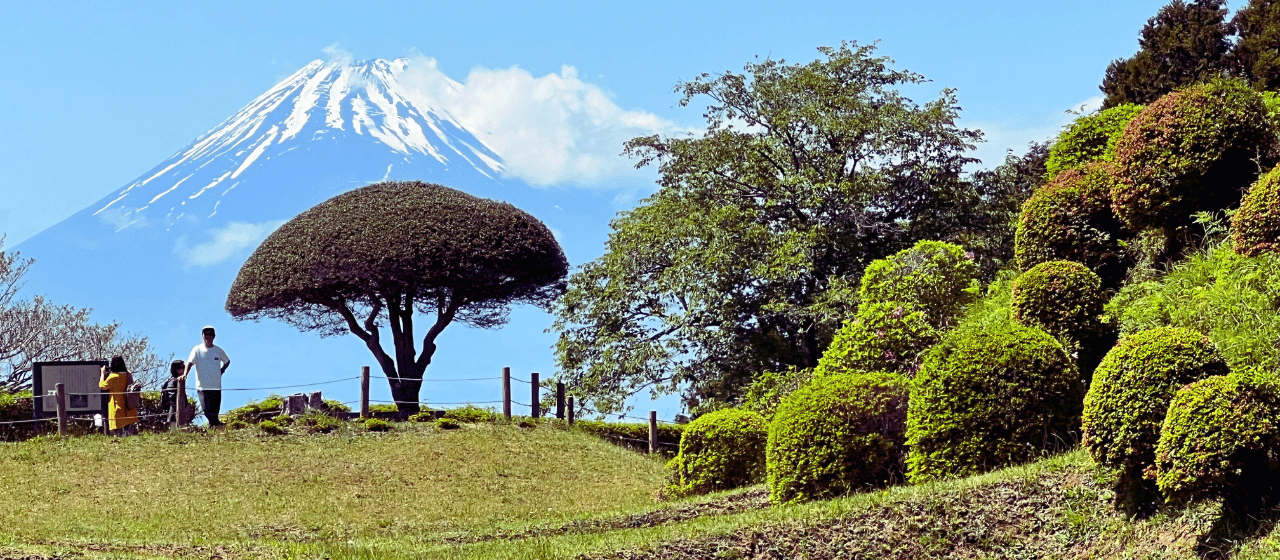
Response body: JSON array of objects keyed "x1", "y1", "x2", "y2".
[
  {"x1": 1229, "y1": 0, "x2": 1280, "y2": 90},
  {"x1": 552, "y1": 42, "x2": 983, "y2": 414},
  {"x1": 1100, "y1": 0, "x2": 1232, "y2": 108},
  {"x1": 226, "y1": 181, "x2": 567, "y2": 413},
  {"x1": 0, "y1": 240, "x2": 164, "y2": 391}
]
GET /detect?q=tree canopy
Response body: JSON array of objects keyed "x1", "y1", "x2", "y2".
[
  {"x1": 226, "y1": 181, "x2": 568, "y2": 412},
  {"x1": 551, "y1": 42, "x2": 984, "y2": 414},
  {"x1": 1100, "y1": 0, "x2": 1232, "y2": 108},
  {"x1": 1229, "y1": 0, "x2": 1280, "y2": 90}
]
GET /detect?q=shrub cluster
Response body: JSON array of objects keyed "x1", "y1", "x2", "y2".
[
  {"x1": 1010, "y1": 260, "x2": 1115, "y2": 382},
  {"x1": 1081, "y1": 327, "x2": 1229, "y2": 504},
  {"x1": 814, "y1": 302, "x2": 939, "y2": 378},
  {"x1": 1106, "y1": 242, "x2": 1280, "y2": 374},
  {"x1": 1045, "y1": 103, "x2": 1144, "y2": 177},
  {"x1": 857, "y1": 240, "x2": 979, "y2": 330},
  {"x1": 1111, "y1": 80, "x2": 1277, "y2": 231},
  {"x1": 739, "y1": 366, "x2": 813, "y2": 422},
  {"x1": 1014, "y1": 162, "x2": 1131, "y2": 289},
  {"x1": 767, "y1": 372, "x2": 909, "y2": 504},
  {"x1": 906, "y1": 322, "x2": 1082, "y2": 484},
  {"x1": 1231, "y1": 166, "x2": 1280, "y2": 257},
  {"x1": 664, "y1": 408, "x2": 767, "y2": 499},
  {"x1": 1154, "y1": 368, "x2": 1280, "y2": 508},
  {"x1": 442, "y1": 405, "x2": 496, "y2": 423}
]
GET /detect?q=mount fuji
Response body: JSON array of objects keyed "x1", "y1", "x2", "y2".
[{"x1": 15, "y1": 58, "x2": 618, "y2": 414}]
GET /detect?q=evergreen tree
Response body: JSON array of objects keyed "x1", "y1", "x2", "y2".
[{"x1": 1101, "y1": 0, "x2": 1232, "y2": 108}]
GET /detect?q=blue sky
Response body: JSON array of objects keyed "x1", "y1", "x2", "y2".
[
  {"x1": 0, "y1": 0, "x2": 1179, "y2": 416},
  {"x1": 0, "y1": 0, "x2": 1176, "y2": 247}
]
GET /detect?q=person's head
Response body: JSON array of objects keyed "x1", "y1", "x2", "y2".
[
  {"x1": 170, "y1": 360, "x2": 185, "y2": 377},
  {"x1": 202, "y1": 326, "x2": 216, "y2": 347},
  {"x1": 109, "y1": 356, "x2": 127, "y2": 373}
]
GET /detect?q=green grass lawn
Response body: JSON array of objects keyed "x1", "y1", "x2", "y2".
[{"x1": 6, "y1": 422, "x2": 1280, "y2": 559}]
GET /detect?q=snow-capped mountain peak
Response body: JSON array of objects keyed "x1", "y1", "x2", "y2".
[{"x1": 90, "y1": 58, "x2": 504, "y2": 231}]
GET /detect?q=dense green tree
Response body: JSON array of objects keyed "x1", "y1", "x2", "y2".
[
  {"x1": 963, "y1": 142, "x2": 1050, "y2": 281},
  {"x1": 226, "y1": 181, "x2": 568, "y2": 413},
  {"x1": 1100, "y1": 0, "x2": 1232, "y2": 108},
  {"x1": 1229, "y1": 0, "x2": 1280, "y2": 90},
  {"x1": 552, "y1": 42, "x2": 983, "y2": 413}
]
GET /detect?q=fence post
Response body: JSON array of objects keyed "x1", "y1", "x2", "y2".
[
  {"x1": 502, "y1": 367, "x2": 511, "y2": 420},
  {"x1": 567, "y1": 396, "x2": 575, "y2": 426},
  {"x1": 175, "y1": 376, "x2": 187, "y2": 428},
  {"x1": 648, "y1": 411, "x2": 658, "y2": 455},
  {"x1": 360, "y1": 366, "x2": 371, "y2": 419},
  {"x1": 556, "y1": 382, "x2": 565, "y2": 420},
  {"x1": 531, "y1": 372, "x2": 540, "y2": 419},
  {"x1": 55, "y1": 383, "x2": 67, "y2": 436}
]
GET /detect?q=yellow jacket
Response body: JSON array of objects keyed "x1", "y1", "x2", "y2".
[{"x1": 99, "y1": 373, "x2": 138, "y2": 431}]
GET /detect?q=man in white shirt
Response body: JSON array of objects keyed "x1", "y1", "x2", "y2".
[{"x1": 181, "y1": 326, "x2": 231, "y2": 427}]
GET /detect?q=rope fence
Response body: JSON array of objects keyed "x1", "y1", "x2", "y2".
[{"x1": 3, "y1": 365, "x2": 683, "y2": 454}]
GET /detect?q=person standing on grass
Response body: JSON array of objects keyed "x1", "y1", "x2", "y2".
[
  {"x1": 98, "y1": 355, "x2": 138, "y2": 436},
  {"x1": 181, "y1": 326, "x2": 231, "y2": 427},
  {"x1": 159, "y1": 359, "x2": 186, "y2": 424}
]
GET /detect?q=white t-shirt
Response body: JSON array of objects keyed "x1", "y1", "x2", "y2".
[{"x1": 186, "y1": 343, "x2": 230, "y2": 391}]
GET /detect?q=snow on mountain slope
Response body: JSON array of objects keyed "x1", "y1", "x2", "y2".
[{"x1": 87, "y1": 58, "x2": 504, "y2": 237}]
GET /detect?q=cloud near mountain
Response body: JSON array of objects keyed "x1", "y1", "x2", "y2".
[
  {"x1": 177, "y1": 219, "x2": 286, "y2": 268},
  {"x1": 395, "y1": 56, "x2": 683, "y2": 187}
]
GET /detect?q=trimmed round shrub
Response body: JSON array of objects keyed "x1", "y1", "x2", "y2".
[
  {"x1": 1081, "y1": 327, "x2": 1229, "y2": 502},
  {"x1": 1111, "y1": 81, "x2": 1278, "y2": 231},
  {"x1": 857, "y1": 240, "x2": 980, "y2": 330},
  {"x1": 363, "y1": 418, "x2": 394, "y2": 432},
  {"x1": 665, "y1": 408, "x2": 768, "y2": 499},
  {"x1": 767, "y1": 372, "x2": 909, "y2": 504},
  {"x1": 1010, "y1": 261, "x2": 1105, "y2": 344},
  {"x1": 1045, "y1": 103, "x2": 1144, "y2": 177},
  {"x1": 407, "y1": 412, "x2": 437, "y2": 423},
  {"x1": 814, "y1": 302, "x2": 939, "y2": 378},
  {"x1": 906, "y1": 322, "x2": 1082, "y2": 484},
  {"x1": 1014, "y1": 162, "x2": 1131, "y2": 289},
  {"x1": 1155, "y1": 369, "x2": 1280, "y2": 507},
  {"x1": 1231, "y1": 166, "x2": 1280, "y2": 257}
]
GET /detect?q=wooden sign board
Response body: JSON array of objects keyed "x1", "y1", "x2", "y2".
[{"x1": 32, "y1": 361, "x2": 109, "y2": 418}]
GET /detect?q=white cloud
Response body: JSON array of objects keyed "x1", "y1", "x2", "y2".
[
  {"x1": 177, "y1": 220, "x2": 286, "y2": 268},
  {"x1": 321, "y1": 43, "x2": 354, "y2": 66},
  {"x1": 965, "y1": 95, "x2": 1104, "y2": 170},
  {"x1": 395, "y1": 56, "x2": 688, "y2": 188}
]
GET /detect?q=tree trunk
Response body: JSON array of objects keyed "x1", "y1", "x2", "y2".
[{"x1": 388, "y1": 374, "x2": 423, "y2": 414}]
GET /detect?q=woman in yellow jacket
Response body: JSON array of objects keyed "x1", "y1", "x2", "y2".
[{"x1": 98, "y1": 356, "x2": 138, "y2": 436}]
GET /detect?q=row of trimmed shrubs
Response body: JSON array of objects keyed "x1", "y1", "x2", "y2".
[
  {"x1": 662, "y1": 250, "x2": 1280, "y2": 510},
  {"x1": 659, "y1": 79, "x2": 1280, "y2": 509}
]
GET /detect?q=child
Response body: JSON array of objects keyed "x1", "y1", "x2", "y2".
[{"x1": 160, "y1": 359, "x2": 186, "y2": 424}]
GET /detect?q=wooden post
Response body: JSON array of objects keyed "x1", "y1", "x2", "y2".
[
  {"x1": 502, "y1": 367, "x2": 511, "y2": 420},
  {"x1": 531, "y1": 372, "x2": 540, "y2": 419},
  {"x1": 648, "y1": 411, "x2": 658, "y2": 455},
  {"x1": 567, "y1": 396, "x2": 575, "y2": 426},
  {"x1": 360, "y1": 366, "x2": 370, "y2": 419},
  {"x1": 175, "y1": 376, "x2": 187, "y2": 427},
  {"x1": 555, "y1": 382, "x2": 565, "y2": 420},
  {"x1": 55, "y1": 383, "x2": 67, "y2": 436}
]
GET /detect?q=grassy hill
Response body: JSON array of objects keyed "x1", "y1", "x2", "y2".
[{"x1": 4, "y1": 423, "x2": 1280, "y2": 559}]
